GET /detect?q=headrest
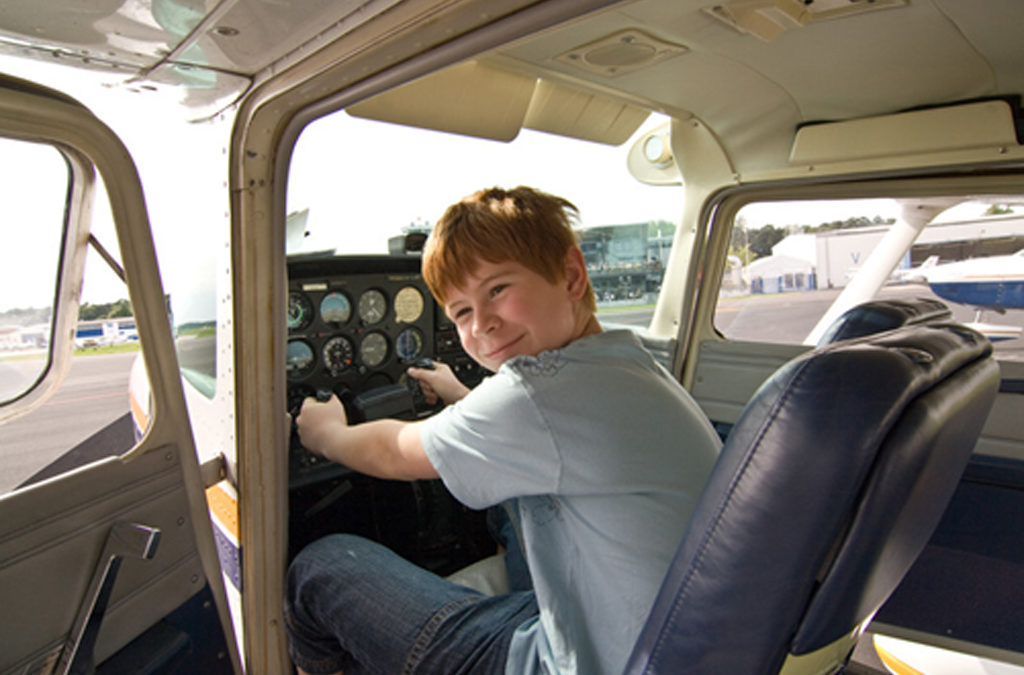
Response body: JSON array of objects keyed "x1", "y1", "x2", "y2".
[{"x1": 817, "y1": 297, "x2": 952, "y2": 346}]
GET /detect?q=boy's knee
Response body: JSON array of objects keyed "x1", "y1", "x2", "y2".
[
  {"x1": 299, "y1": 533, "x2": 370, "y2": 563},
  {"x1": 287, "y1": 534, "x2": 373, "y2": 599}
]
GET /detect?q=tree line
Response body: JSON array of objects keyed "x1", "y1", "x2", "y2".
[
  {"x1": 0, "y1": 298, "x2": 132, "y2": 327},
  {"x1": 78, "y1": 299, "x2": 132, "y2": 320},
  {"x1": 730, "y1": 215, "x2": 896, "y2": 263}
]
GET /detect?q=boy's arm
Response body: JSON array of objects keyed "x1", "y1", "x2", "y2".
[{"x1": 295, "y1": 394, "x2": 439, "y2": 480}]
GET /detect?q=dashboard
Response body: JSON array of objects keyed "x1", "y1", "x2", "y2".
[
  {"x1": 286, "y1": 254, "x2": 485, "y2": 486},
  {"x1": 285, "y1": 254, "x2": 493, "y2": 573}
]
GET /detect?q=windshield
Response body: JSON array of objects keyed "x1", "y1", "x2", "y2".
[{"x1": 287, "y1": 112, "x2": 682, "y2": 260}]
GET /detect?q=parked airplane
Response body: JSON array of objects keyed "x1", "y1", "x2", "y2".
[{"x1": 901, "y1": 251, "x2": 1024, "y2": 340}]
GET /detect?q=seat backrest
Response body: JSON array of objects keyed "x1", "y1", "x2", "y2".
[
  {"x1": 816, "y1": 297, "x2": 952, "y2": 346},
  {"x1": 625, "y1": 322, "x2": 999, "y2": 675}
]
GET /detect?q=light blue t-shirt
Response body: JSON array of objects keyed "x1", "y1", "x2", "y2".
[{"x1": 421, "y1": 330, "x2": 720, "y2": 674}]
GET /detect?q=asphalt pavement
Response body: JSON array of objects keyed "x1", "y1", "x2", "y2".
[{"x1": 0, "y1": 351, "x2": 136, "y2": 492}]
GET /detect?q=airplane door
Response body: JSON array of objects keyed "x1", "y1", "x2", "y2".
[{"x1": 0, "y1": 79, "x2": 241, "y2": 673}]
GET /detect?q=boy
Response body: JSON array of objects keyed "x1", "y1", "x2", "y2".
[{"x1": 289, "y1": 186, "x2": 720, "y2": 674}]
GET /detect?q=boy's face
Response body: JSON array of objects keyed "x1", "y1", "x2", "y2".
[{"x1": 443, "y1": 257, "x2": 583, "y2": 372}]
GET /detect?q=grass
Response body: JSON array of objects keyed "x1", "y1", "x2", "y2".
[
  {"x1": 74, "y1": 342, "x2": 142, "y2": 356},
  {"x1": 0, "y1": 342, "x2": 142, "y2": 363},
  {"x1": 597, "y1": 302, "x2": 656, "y2": 313}
]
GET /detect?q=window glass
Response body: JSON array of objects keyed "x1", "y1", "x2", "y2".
[
  {"x1": 715, "y1": 197, "x2": 1024, "y2": 361},
  {"x1": 287, "y1": 111, "x2": 682, "y2": 327},
  {"x1": 0, "y1": 138, "x2": 67, "y2": 403}
]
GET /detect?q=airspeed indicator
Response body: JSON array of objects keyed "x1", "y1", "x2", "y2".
[{"x1": 288, "y1": 292, "x2": 314, "y2": 330}]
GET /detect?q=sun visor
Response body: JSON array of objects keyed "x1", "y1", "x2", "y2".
[
  {"x1": 347, "y1": 60, "x2": 649, "y2": 145},
  {"x1": 524, "y1": 79, "x2": 649, "y2": 145},
  {"x1": 346, "y1": 60, "x2": 535, "y2": 141}
]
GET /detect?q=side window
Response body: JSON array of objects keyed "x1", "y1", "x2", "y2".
[
  {"x1": 716, "y1": 196, "x2": 1024, "y2": 360},
  {"x1": 0, "y1": 138, "x2": 144, "y2": 494},
  {"x1": 0, "y1": 138, "x2": 66, "y2": 404}
]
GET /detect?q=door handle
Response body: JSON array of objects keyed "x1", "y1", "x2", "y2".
[{"x1": 55, "y1": 521, "x2": 161, "y2": 675}]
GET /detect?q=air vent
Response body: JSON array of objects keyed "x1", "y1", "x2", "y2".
[
  {"x1": 705, "y1": 0, "x2": 908, "y2": 41},
  {"x1": 555, "y1": 30, "x2": 687, "y2": 78}
]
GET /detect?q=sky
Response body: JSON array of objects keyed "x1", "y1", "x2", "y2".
[{"x1": 0, "y1": 140, "x2": 69, "y2": 312}]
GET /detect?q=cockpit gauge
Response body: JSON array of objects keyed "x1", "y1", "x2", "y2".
[
  {"x1": 286, "y1": 339, "x2": 316, "y2": 379},
  {"x1": 395, "y1": 327, "x2": 424, "y2": 362},
  {"x1": 288, "y1": 292, "x2": 314, "y2": 331},
  {"x1": 322, "y1": 335, "x2": 355, "y2": 376},
  {"x1": 357, "y1": 289, "x2": 387, "y2": 325},
  {"x1": 360, "y1": 331, "x2": 389, "y2": 367},
  {"x1": 320, "y1": 291, "x2": 352, "y2": 324},
  {"x1": 394, "y1": 286, "x2": 424, "y2": 324}
]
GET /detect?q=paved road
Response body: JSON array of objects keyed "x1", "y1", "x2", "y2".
[{"x1": 0, "y1": 351, "x2": 136, "y2": 492}]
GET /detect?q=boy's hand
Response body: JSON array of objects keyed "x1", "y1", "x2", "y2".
[
  {"x1": 296, "y1": 394, "x2": 348, "y2": 457},
  {"x1": 294, "y1": 392, "x2": 438, "y2": 481},
  {"x1": 407, "y1": 361, "x2": 471, "y2": 405}
]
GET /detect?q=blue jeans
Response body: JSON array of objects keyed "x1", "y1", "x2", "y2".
[{"x1": 285, "y1": 534, "x2": 538, "y2": 674}]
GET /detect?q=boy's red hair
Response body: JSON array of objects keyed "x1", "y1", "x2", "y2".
[{"x1": 423, "y1": 186, "x2": 596, "y2": 313}]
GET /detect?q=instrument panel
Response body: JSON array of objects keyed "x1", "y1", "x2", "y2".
[{"x1": 287, "y1": 254, "x2": 483, "y2": 486}]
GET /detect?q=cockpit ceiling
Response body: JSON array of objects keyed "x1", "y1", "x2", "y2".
[
  {"x1": 0, "y1": 0, "x2": 1022, "y2": 169},
  {"x1": 486, "y1": 0, "x2": 1024, "y2": 170}
]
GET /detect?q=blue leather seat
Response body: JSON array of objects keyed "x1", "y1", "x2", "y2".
[
  {"x1": 816, "y1": 297, "x2": 952, "y2": 346},
  {"x1": 624, "y1": 322, "x2": 999, "y2": 674}
]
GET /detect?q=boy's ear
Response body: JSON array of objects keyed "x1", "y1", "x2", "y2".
[{"x1": 563, "y1": 247, "x2": 589, "y2": 300}]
